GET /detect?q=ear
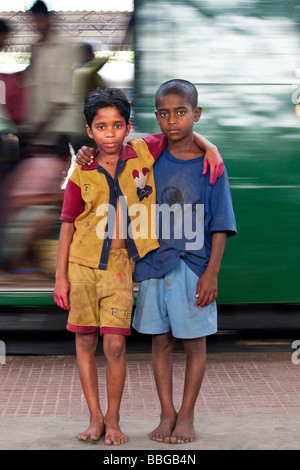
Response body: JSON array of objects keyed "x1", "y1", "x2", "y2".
[
  {"x1": 155, "y1": 110, "x2": 160, "y2": 122},
  {"x1": 86, "y1": 124, "x2": 93, "y2": 139},
  {"x1": 194, "y1": 107, "x2": 202, "y2": 122},
  {"x1": 125, "y1": 121, "x2": 132, "y2": 137}
]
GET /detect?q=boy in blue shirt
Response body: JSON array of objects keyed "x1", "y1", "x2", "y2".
[{"x1": 133, "y1": 79, "x2": 236, "y2": 444}]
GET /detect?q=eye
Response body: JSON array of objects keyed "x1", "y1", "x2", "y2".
[
  {"x1": 115, "y1": 124, "x2": 122, "y2": 129},
  {"x1": 177, "y1": 110, "x2": 185, "y2": 116},
  {"x1": 97, "y1": 125, "x2": 105, "y2": 130},
  {"x1": 159, "y1": 111, "x2": 168, "y2": 118}
]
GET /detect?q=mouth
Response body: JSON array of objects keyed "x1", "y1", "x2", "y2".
[{"x1": 104, "y1": 142, "x2": 118, "y2": 147}]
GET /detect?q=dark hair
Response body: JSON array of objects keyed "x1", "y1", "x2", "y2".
[
  {"x1": 84, "y1": 87, "x2": 131, "y2": 128},
  {"x1": 0, "y1": 19, "x2": 10, "y2": 34},
  {"x1": 29, "y1": 1, "x2": 49, "y2": 15},
  {"x1": 155, "y1": 79, "x2": 198, "y2": 109}
]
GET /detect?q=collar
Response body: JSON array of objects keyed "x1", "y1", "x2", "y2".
[{"x1": 81, "y1": 144, "x2": 138, "y2": 170}]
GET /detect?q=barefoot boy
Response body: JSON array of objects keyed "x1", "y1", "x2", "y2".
[
  {"x1": 132, "y1": 79, "x2": 237, "y2": 444},
  {"x1": 54, "y1": 88, "x2": 163, "y2": 445}
]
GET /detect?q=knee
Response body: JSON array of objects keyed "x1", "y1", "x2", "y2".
[
  {"x1": 76, "y1": 332, "x2": 98, "y2": 354},
  {"x1": 103, "y1": 337, "x2": 126, "y2": 361},
  {"x1": 183, "y1": 337, "x2": 206, "y2": 356},
  {"x1": 152, "y1": 332, "x2": 175, "y2": 354}
]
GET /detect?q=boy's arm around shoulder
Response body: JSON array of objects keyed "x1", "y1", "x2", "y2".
[
  {"x1": 127, "y1": 133, "x2": 168, "y2": 161},
  {"x1": 54, "y1": 221, "x2": 75, "y2": 311},
  {"x1": 193, "y1": 132, "x2": 224, "y2": 185},
  {"x1": 75, "y1": 133, "x2": 168, "y2": 164},
  {"x1": 75, "y1": 146, "x2": 96, "y2": 165},
  {"x1": 195, "y1": 232, "x2": 227, "y2": 308}
]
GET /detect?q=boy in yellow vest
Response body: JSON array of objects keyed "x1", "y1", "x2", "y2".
[{"x1": 55, "y1": 87, "x2": 223, "y2": 445}]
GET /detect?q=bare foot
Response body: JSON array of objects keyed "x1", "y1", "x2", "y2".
[
  {"x1": 77, "y1": 416, "x2": 105, "y2": 442},
  {"x1": 149, "y1": 411, "x2": 177, "y2": 443},
  {"x1": 170, "y1": 415, "x2": 195, "y2": 444},
  {"x1": 104, "y1": 418, "x2": 127, "y2": 445}
]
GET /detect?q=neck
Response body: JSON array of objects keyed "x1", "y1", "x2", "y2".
[
  {"x1": 167, "y1": 134, "x2": 201, "y2": 159},
  {"x1": 96, "y1": 152, "x2": 119, "y2": 166}
]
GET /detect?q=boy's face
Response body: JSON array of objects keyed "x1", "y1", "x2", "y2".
[
  {"x1": 86, "y1": 106, "x2": 131, "y2": 156},
  {"x1": 155, "y1": 93, "x2": 201, "y2": 142}
]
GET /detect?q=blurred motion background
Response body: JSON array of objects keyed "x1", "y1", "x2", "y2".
[
  {"x1": 0, "y1": 0, "x2": 134, "y2": 283},
  {"x1": 0, "y1": 0, "x2": 299, "y2": 313}
]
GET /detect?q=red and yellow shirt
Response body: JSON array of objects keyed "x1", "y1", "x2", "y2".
[{"x1": 60, "y1": 134, "x2": 167, "y2": 269}]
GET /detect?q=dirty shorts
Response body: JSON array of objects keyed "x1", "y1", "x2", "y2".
[
  {"x1": 133, "y1": 259, "x2": 217, "y2": 339},
  {"x1": 67, "y1": 249, "x2": 133, "y2": 336}
]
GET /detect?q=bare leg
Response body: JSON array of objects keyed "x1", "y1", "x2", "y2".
[
  {"x1": 171, "y1": 336, "x2": 206, "y2": 444},
  {"x1": 150, "y1": 332, "x2": 177, "y2": 442},
  {"x1": 103, "y1": 333, "x2": 127, "y2": 445},
  {"x1": 76, "y1": 332, "x2": 105, "y2": 441}
]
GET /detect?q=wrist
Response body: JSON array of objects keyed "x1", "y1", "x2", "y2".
[
  {"x1": 205, "y1": 265, "x2": 219, "y2": 277},
  {"x1": 55, "y1": 271, "x2": 67, "y2": 281}
]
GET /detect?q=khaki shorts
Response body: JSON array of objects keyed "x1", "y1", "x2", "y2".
[{"x1": 67, "y1": 249, "x2": 133, "y2": 336}]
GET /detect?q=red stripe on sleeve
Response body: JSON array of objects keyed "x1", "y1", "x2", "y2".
[{"x1": 60, "y1": 179, "x2": 84, "y2": 222}]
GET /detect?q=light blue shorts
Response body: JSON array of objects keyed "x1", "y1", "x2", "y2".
[{"x1": 133, "y1": 259, "x2": 217, "y2": 339}]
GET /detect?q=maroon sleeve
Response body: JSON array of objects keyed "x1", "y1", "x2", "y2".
[
  {"x1": 142, "y1": 133, "x2": 168, "y2": 161},
  {"x1": 60, "y1": 178, "x2": 84, "y2": 222}
]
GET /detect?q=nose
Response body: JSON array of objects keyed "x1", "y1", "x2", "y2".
[
  {"x1": 105, "y1": 126, "x2": 115, "y2": 137},
  {"x1": 168, "y1": 112, "x2": 177, "y2": 125}
]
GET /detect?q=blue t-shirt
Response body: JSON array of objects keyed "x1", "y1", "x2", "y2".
[{"x1": 134, "y1": 148, "x2": 237, "y2": 281}]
